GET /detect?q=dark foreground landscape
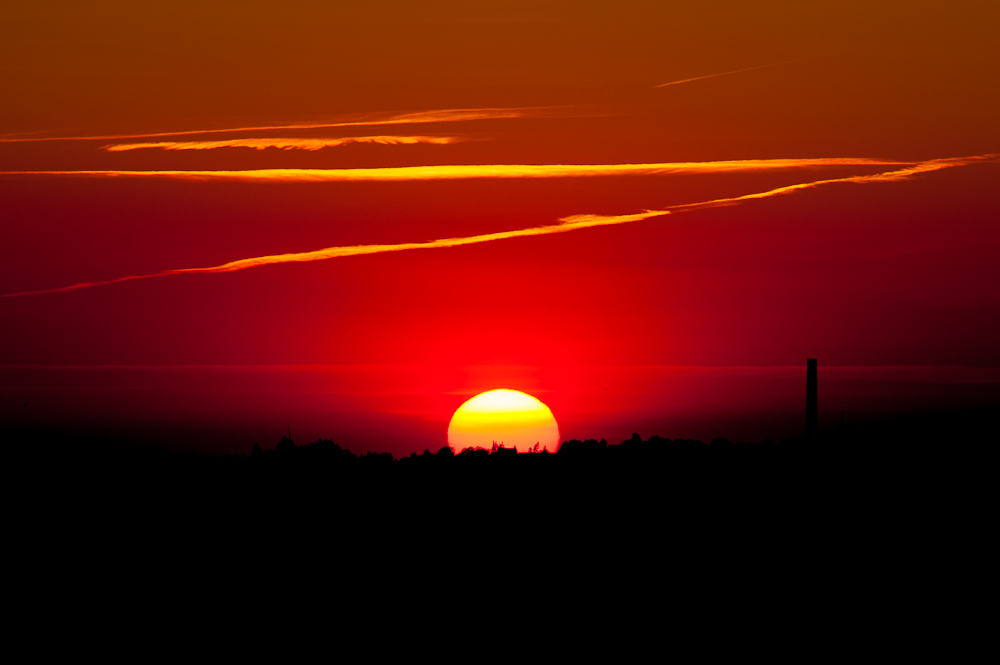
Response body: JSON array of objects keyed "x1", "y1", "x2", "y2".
[
  {"x1": 7, "y1": 406, "x2": 991, "y2": 525},
  {"x1": 4, "y1": 407, "x2": 993, "y2": 646}
]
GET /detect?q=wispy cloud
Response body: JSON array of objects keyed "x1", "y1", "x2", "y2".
[
  {"x1": 654, "y1": 56, "x2": 821, "y2": 88},
  {"x1": 102, "y1": 135, "x2": 460, "y2": 152},
  {"x1": 0, "y1": 211, "x2": 667, "y2": 299},
  {"x1": 3, "y1": 154, "x2": 992, "y2": 300},
  {"x1": 661, "y1": 155, "x2": 995, "y2": 211},
  {"x1": 0, "y1": 107, "x2": 542, "y2": 144},
  {"x1": 0, "y1": 157, "x2": 915, "y2": 182}
]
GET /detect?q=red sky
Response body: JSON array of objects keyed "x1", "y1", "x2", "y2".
[{"x1": 2, "y1": 2, "x2": 998, "y2": 456}]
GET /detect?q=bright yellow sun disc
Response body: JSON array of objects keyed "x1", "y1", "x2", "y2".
[{"x1": 447, "y1": 389, "x2": 559, "y2": 453}]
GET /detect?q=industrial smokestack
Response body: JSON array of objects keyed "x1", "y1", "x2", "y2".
[{"x1": 806, "y1": 359, "x2": 818, "y2": 439}]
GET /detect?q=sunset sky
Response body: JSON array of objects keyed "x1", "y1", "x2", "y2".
[{"x1": 2, "y1": 2, "x2": 998, "y2": 456}]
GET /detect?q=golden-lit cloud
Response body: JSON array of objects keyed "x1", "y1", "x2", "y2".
[
  {"x1": 663, "y1": 155, "x2": 996, "y2": 212},
  {"x1": 102, "y1": 136, "x2": 460, "y2": 152},
  {"x1": 0, "y1": 157, "x2": 916, "y2": 182},
  {"x1": 0, "y1": 107, "x2": 543, "y2": 144},
  {"x1": 0, "y1": 209, "x2": 667, "y2": 299},
  {"x1": 2, "y1": 155, "x2": 993, "y2": 299}
]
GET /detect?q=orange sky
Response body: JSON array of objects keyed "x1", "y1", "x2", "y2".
[{"x1": 2, "y1": 2, "x2": 998, "y2": 455}]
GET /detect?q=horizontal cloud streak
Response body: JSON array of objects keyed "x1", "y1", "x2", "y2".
[
  {"x1": 655, "y1": 56, "x2": 820, "y2": 88},
  {"x1": 0, "y1": 107, "x2": 539, "y2": 144},
  {"x1": 2, "y1": 155, "x2": 992, "y2": 299},
  {"x1": 0, "y1": 157, "x2": 916, "y2": 182},
  {"x1": 103, "y1": 136, "x2": 460, "y2": 152},
  {"x1": 0, "y1": 211, "x2": 669, "y2": 299},
  {"x1": 664, "y1": 155, "x2": 996, "y2": 211}
]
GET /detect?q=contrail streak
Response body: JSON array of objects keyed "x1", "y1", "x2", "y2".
[
  {"x1": 0, "y1": 107, "x2": 543, "y2": 144},
  {"x1": 102, "y1": 136, "x2": 460, "y2": 152},
  {"x1": 655, "y1": 56, "x2": 819, "y2": 88},
  {"x1": 0, "y1": 157, "x2": 915, "y2": 183},
  {"x1": 1, "y1": 155, "x2": 993, "y2": 299}
]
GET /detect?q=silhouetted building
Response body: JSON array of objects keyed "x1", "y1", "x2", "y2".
[{"x1": 806, "y1": 359, "x2": 818, "y2": 439}]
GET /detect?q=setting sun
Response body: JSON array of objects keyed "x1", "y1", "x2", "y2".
[{"x1": 447, "y1": 389, "x2": 560, "y2": 453}]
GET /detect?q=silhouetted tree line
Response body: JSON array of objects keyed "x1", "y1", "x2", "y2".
[
  {"x1": 4, "y1": 408, "x2": 991, "y2": 610},
  {"x1": 7, "y1": 407, "x2": 993, "y2": 480},
  {"x1": 236, "y1": 431, "x2": 776, "y2": 471},
  {"x1": 243, "y1": 430, "x2": 800, "y2": 464},
  {"x1": 3, "y1": 404, "x2": 993, "y2": 531}
]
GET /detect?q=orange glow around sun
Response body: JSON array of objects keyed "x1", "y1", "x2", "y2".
[{"x1": 447, "y1": 389, "x2": 560, "y2": 453}]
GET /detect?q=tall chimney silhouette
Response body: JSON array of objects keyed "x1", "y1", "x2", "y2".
[{"x1": 806, "y1": 359, "x2": 818, "y2": 439}]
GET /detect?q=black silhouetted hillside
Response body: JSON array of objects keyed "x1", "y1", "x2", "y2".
[
  {"x1": 3, "y1": 405, "x2": 993, "y2": 616},
  {"x1": 5, "y1": 406, "x2": 993, "y2": 508},
  {"x1": 3, "y1": 404, "x2": 993, "y2": 549}
]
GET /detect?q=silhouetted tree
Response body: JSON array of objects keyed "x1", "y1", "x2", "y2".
[
  {"x1": 275, "y1": 435, "x2": 296, "y2": 453},
  {"x1": 558, "y1": 439, "x2": 607, "y2": 455},
  {"x1": 458, "y1": 446, "x2": 489, "y2": 461}
]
